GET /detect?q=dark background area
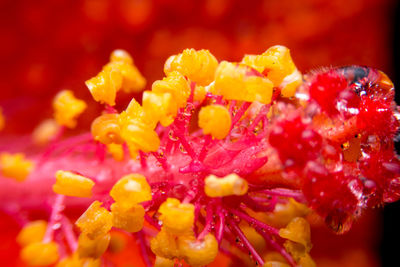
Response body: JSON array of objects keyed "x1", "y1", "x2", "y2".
[{"x1": 381, "y1": 1, "x2": 400, "y2": 266}]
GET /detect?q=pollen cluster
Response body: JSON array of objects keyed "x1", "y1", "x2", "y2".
[{"x1": 1, "y1": 45, "x2": 399, "y2": 267}]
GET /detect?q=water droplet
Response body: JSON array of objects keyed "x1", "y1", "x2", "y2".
[
  {"x1": 52, "y1": 223, "x2": 61, "y2": 230},
  {"x1": 168, "y1": 130, "x2": 179, "y2": 141},
  {"x1": 179, "y1": 144, "x2": 187, "y2": 154}
]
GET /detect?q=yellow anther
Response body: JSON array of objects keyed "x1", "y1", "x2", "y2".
[
  {"x1": 142, "y1": 91, "x2": 177, "y2": 127},
  {"x1": 91, "y1": 113, "x2": 124, "y2": 145},
  {"x1": 17, "y1": 220, "x2": 47, "y2": 247},
  {"x1": 120, "y1": 119, "x2": 160, "y2": 153},
  {"x1": 198, "y1": 104, "x2": 232, "y2": 140},
  {"x1": 152, "y1": 71, "x2": 191, "y2": 109},
  {"x1": 57, "y1": 254, "x2": 101, "y2": 267},
  {"x1": 0, "y1": 107, "x2": 5, "y2": 131},
  {"x1": 263, "y1": 261, "x2": 291, "y2": 267},
  {"x1": 178, "y1": 233, "x2": 218, "y2": 267},
  {"x1": 119, "y1": 98, "x2": 155, "y2": 128},
  {"x1": 241, "y1": 45, "x2": 301, "y2": 97},
  {"x1": 109, "y1": 173, "x2": 152, "y2": 205},
  {"x1": 264, "y1": 251, "x2": 287, "y2": 263},
  {"x1": 77, "y1": 232, "x2": 111, "y2": 259},
  {"x1": 279, "y1": 69, "x2": 302, "y2": 98},
  {"x1": 204, "y1": 173, "x2": 248, "y2": 197},
  {"x1": 284, "y1": 240, "x2": 315, "y2": 266},
  {"x1": 194, "y1": 85, "x2": 207, "y2": 103},
  {"x1": 111, "y1": 202, "x2": 145, "y2": 233},
  {"x1": 164, "y1": 48, "x2": 218, "y2": 86},
  {"x1": 108, "y1": 231, "x2": 127, "y2": 253},
  {"x1": 264, "y1": 198, "x2": 310, "y2": 228},
  {"x1": 110, "y1": 49, "x2": 133, "y2": 64},
  {"x1": 32, "y1": 119, "x2": 61, "y2": 146},
  {"x1": 123, "y1": 98, "x2": 148, "y2": 121},
  {"x1": 118, "y1": 99, "x2": 160, "y2": 153},
  {"x1": 53, "y1": 90, "x2": 87, "y2": 128},
  {"x1": 20, "y1": 241, "x2": 59, "y2": 266},
  {"x1": 212, "y1": 61, "x2": 273, "y2": 104},
  {"x1": 85, "y1": 68, "x2": 122, "y2": 106},
  {"x1": 283, "y1": 241, "x2": 305, "y2": 262},
  {"x1": 104, "y1": 49, "x2": 146, "y2": 93},
  {"x1": 75, "y1": 201, "x2": 113, "y2": 239},
  {"x1": 298, "y1": 253, "x2": 316, "y2": 267},
  {"x1": 150, "y1": 229, "x2": 180, "y2": 259},
  {"x1": 53, "y1": 170, "x2": 95, "y2": 198},
  {"x1": 0, "y1": 152, "x2": 34, "y2": 182},
  {"x1": 158, "y1": 198, "x2": 195, "y2": 235},
  {"x1": 154, "y1": 256, "x2": 175, "y2": 267},
  {"x1": 279, "y1": 217, "x2": 311, "y2": 253},
  {"x1": 242, "y1": 225, "x2": 266, "y2": 252},
  {"x1": 107, "y1": 143, "x2": 124, "y2": 161}
]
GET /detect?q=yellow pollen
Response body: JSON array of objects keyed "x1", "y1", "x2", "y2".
[
  {"x1": 198, "y1": 104, "x2": 232, "y2": 140},
  {"x1": 0, "y1": 152, "x2": 34, "y2": 182},
  {"x1": 212, "y1": 61, "x2": 273, "y2": 104},
  {"x1": 17, "y1": 220, "x2": 47, "y2": 247},
  {"x1": 75, "y1": 201, "x2": 113, "y2": 239},
  {"x1": 111, "y1": 202, "x2": 145, "y2": 233},
  {"x1": 204, "y1": 173, "x2": 248, "y2": 197},
  {"x1": 53, "y1": 90, "x2": 87, "y2": 128},
  {"x1": 20, "y1": 241, "x2": 59, "y2": 266},
  {"x1": 109, "y1": 173, "x2": 152, "y2": 206},
  {"x1": 53, "y1": 170, "x2": 95, "y2": 198},
  {"x1": 158, "y1": 198, "x2": 195, "y2": 235},
  {"x1": 164, "y1": 48, "x2": 218, "y2": 86}
]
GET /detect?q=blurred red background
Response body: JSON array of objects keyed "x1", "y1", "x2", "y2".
[{"x1": 0, "y1": 0, "x2": 398, "y2": 266}]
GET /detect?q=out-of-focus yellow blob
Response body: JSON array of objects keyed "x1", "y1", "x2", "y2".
[
  {"x1": 279, "y1": 217, "x2": 311, "y2": 252},
  {"x1": 158, "y1": 198, "x2": 195, "y2": 235},
  {"x1": 107, "y1": 143, "x2": 124, "y2": 161},
  {"x1": 194, "y1": 85, "x2": 207, "y2": 102},
  {"x1": 111, "y1": 202, "x2": 145, "y2": 233},
  {"x1": 108, "y1": 231, "x2": 127, "y2": 253},
  {"x1": 204, "y1": 173, "x2": 248, "y2": 197},
  {"x1": 284, "y1": 240, "x2": 316, "y2": 266},
  {"x1": 212, "y1": 61, "x2": 273, "y2": 104},
  {"x1": 164, "y1": 48, "x2": 218, "y2": 86},
  {"x1": 263, "y1": 261, "x2": 291, "y2": 267},
  {"x1": 198, "y1": 104, "x2": 232, "y2": 140},
  {"x1": 264, "y1": 198, "x2": 310, "y2": 228},
  {"x1": 32, "y1": 119, "x2": 61, "y2": 146},
  {"x1": 178, "y1": 233, "x2": 218, "y2": 267},
  {"x1": 53, "y1": 170, "x2": 95, "y2": 198},
  {"x1": 0, "y1": 152, "x2": 34, "y2": 182},
  {"x1": 56, "y1": 254, "x2": 101, "y2": 267},
  {"x1": 242, "y1": 225, "x2": 266, "y2": 253},
  {"x1": 109, "y1": 173, "x2": 152, "y2": 206},
  {"x1": 20, "y1": 241, "x2": 59, "y2": 266},
  {"x1": 75, "y1": 201, "x2": 113, "y2": 239},
  {"x1": 53, "y1": 90, "x2": 87, "y2": 128},
  {"x1": 154, "y1": 256, "x2": 175, "y2": 267},
  {"x1": 150, "y1": 229, "x2": 180, "y2": 259},
  {"x1": 17, "y1": 220, "x2": 47, "y2": 247},
  {"x1": 0, "y1": 107, "x2": 5, "y2": 131}
]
